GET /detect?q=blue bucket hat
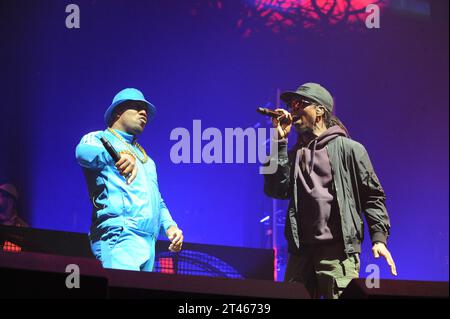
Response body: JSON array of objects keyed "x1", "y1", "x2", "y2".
[{"x1": 104, "y1": 88, "x2": 156, "y2": 126}]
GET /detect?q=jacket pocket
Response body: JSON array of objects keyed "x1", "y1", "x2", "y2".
[
  {"x1": 350, "y1": 208, "x2": 363, "y2": 240},
  {"x1": 345, "y1": 183, "x2": 363, "y2": 241}
]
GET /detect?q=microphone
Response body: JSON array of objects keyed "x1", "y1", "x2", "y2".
[
  {"x1": 256, "y1": 107, "x2": 297, "y2": 124},
  {"x1": 100, "y1": 136, "x2": 121, "y2": 162}
]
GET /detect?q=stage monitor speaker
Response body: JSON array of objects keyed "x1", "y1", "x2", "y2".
[
  {"x1": 0, "y1": 267, "x2": 108, "y2": 298},
  {"x1": 0, "y1": 251, "x2": 108, "y2": 299},
  {"x1": 106, "y1": 268, "x2": 311, "y2": 299},
  {"x1": 341, "y1": 278, "x2": 449, "y2": 299}
]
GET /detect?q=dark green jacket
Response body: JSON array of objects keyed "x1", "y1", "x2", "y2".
[{"x1": 264, "y1": 136, "x2": 390, "y2": 255}]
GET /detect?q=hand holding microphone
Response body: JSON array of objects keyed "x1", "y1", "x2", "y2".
[
  {"x1": 100, "y1": 137, "x2": 138, "y2": 185},
  {"x1": 257, "y1": 107, "x2": 293, "y2": 139},
  {"x1": 272, "y1": 109, "x2": 293, "y2": 139},
  {"x1": 115, "y1": 153, "x2": 138, "y2": 185}
]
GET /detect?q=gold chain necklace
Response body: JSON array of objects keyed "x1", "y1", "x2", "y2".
[{"x1": 107, "y1": 128, "x2": 148, "y2": 164}]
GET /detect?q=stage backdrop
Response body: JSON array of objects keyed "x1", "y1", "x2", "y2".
[{"x1": 0, "y1": 0, "x2": 447, "y2": 281}]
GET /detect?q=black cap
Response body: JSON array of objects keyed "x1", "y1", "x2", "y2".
[{"x1": 280, "y1": 83, "x2": 334, "y2": 113}]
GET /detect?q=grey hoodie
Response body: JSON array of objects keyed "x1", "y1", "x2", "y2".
[{"x1": 295, "y1": 125, "x2": 348, "y2": 244}]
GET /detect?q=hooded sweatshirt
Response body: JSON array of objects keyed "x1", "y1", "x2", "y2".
[{"x1": 294, "y1": 125, "x2": 348, "y2": 244}]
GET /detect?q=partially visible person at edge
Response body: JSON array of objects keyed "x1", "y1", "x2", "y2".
[
  {"x1": 76, "y1": 88, "x2": 183, "y2": 272},
  {"x1": 263, "y1": 82, "x2": 396, "y2": 299},
  {"x1": 0, "y1": 182, "x2": 28, "y2": 252},
  {"x1": 0, "y1": 182, "x2": 28, "y2": 227}
]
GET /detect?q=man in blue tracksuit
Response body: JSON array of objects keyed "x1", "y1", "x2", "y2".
[{"x1": 76, "y1": 88, "x2": 183, "y2": 272}]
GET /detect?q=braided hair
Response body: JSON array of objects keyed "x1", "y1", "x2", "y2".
[{"x1": 321, "y1": 108, "x2": 350, "y2": 138}]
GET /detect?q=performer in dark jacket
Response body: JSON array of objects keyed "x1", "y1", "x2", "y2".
[{"x1": 264, "y1": 83, "x2": 396, "y2": 299}]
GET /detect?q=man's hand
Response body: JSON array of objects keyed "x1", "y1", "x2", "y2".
[
  {"x1": 115, "y1": 152, "x2": 138, "y2": 184},
  {"x1": 372, "y1": 242, "x2": 397, "y2": 276},
  {"x1": 272, "y1": 108, "x2": 293, "y2": 139},
  {"x1": 166, "y1": 226, "x2": 183, "y2": 252}
]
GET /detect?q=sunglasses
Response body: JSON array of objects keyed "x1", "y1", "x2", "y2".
[
  {"x1": 288, "y1": 97, "x2": 316, "y2": 111},
  {"x1": 116, "y1": 102, "x2": 148, "y2": 113}
]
